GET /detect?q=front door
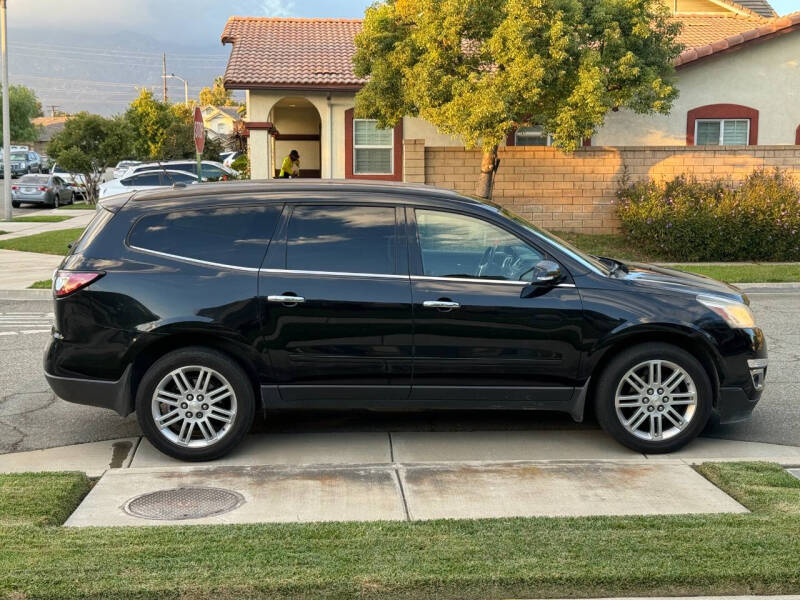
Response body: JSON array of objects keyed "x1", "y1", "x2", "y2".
[
  {"x1": 408, "y1": 207, "x2": 584, "y2": 407},
  {"x1": 259, "y1": 201, "x2": 413, "y2": 406}
]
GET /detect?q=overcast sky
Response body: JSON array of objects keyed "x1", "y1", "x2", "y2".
[
  {"x1": 5, "y1": 0, "x2": 799, "y2": 115},
  {"x1": 8, "y1": 0, "x2": 799, "y2": 42}
]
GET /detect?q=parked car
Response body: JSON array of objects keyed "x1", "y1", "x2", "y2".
[
  {"x1": 99, "y1": 169, "x2": 199, "y2": 199},
  {"x1": 44, "y1": 181, "x2": 767, "y2": 461},
  {"x1": 11, "y1": 173, "x2": 74, "y2": 208},
  {"x1": 39, "y1": 154, "x2": 53, "y2": 172},
  {"x1": 51, "y1": 164, "x2": 89, "y2": 200},
  {"x1": 122, "y1": 159, "x2": 236, "y2": 181},
  {"x1": 2, "y1": 149, "x2": 42, "y2": 177},
  {"x1": 220, "y1": 151, "x2": 241, "y2": 168},
  {"x1": 113, "y1": 160, "x2": 141, "y2": 180}
]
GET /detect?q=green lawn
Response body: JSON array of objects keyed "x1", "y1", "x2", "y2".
[
  {"x1": 1, "y1": 463, "x2": 800, "y2": 599},
  {"x1": 56, "y1": 201, "x2": 93, "y2": 210},
  {"x1": 29, "y1": 279, "x2": 52, "y2": 289},
  {"x1": 664, "y1": 264, "x2": 800, "y2": 283},
  {"x1": 557, "y1": 231, "x2": 800, "y2": 283},
  {"x1": 12, "y1": 215, "x2": 74, "y2": 223},
  {"x1": 0, "y1": 228, "x2": 84, "y2": 255}
]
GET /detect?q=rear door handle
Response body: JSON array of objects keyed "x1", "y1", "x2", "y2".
[
  {"x1": 423, "y1": 300, "x2": 461, "y2": 310},
  {"x1": 267, "y1": 295, "x2": 305, "y2": 305}
]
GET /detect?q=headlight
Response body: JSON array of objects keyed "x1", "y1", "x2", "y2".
[{"x1": 697, "y1": 295, "x2": 756, "y2": 329}]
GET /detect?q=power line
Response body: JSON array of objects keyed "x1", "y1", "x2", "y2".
[{"x1": 10, "y1": 41, "x2": 229, "y2": 60}]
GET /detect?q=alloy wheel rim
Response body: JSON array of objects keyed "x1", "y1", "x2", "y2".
[
  {"x1": 614, "y1": 359, "x2": 697, "y2": 442},
  {"x1": 151, "y1": 366, "x2": 237, "y2": 448}
]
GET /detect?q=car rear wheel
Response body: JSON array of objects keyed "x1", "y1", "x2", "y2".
[
  {"x1": 11, "y1": 201, "x2": 19, "y2": 208},
  {"x1": 136, "y1": 347, "x2": 255, "y2": 461},
  {"x1": 52, "y1": 194, "x2": 59, "y2": 208},
  {"x1": 594, "y1": 343, "x2": 712, "y2": 454}
]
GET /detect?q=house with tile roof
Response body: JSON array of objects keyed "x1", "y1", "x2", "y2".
[
  {"x1": 222, "y1": 0, "x2": 799, "y2": 182},
  {"x1": 201, "y1": 105, "x2": 243, "y2": 149}
]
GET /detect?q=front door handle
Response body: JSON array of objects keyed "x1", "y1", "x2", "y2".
[
  {"x1": 267, "y1": 295, "x2": 305, "y2": 305},
  {"x1": 423, "y1": 300, "x2": 461, "y2": 310}
]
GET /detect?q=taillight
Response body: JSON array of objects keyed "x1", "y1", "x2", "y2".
[
  {"x1": 11, "y1": 185, "x2": 18, "y2": 190},
  {"x1": 38, "y1": 186, "x2": 49, "y2": 192},
  {"x1": 53, "y1": 271, "x2": 104, "y2": 297}
]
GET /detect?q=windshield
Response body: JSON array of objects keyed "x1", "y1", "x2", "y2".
[
  {"x1": 20, "y1": 175, "x2": 49, "y2": 185},
  {"x1": 11, "y1": 152, "x2": 27, "y2": 161},
  {"x1": 465, "y1": 195, "x2": 611, "y2": 276}
]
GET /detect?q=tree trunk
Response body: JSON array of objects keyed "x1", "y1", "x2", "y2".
[{"x1": 474, "y1": 145, "x2": 499, "y2": 199}]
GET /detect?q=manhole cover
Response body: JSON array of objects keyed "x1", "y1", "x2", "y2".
[{"x1": 124, "y1": 487, "x2": 245, "y2": 521}]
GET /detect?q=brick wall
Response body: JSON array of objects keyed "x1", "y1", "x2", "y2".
[{"x1": 406, "y1": 140, "x2": 800, "y2": 233}]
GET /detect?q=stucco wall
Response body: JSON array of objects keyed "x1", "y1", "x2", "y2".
[{"x1": 594, "y1": 33, "x2": 800, "y2": 146}]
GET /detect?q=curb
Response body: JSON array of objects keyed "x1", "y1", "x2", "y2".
[
  {"x1": 739, "y1": 282, "x2": 800, "y2": 291},
  {"x1": 0, "y1": 288, "x2": 51, "y2": 299}
]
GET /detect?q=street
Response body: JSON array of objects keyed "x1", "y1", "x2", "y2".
[{"x1": 0, "y1": 288, "x2": 797, "y2": 454}]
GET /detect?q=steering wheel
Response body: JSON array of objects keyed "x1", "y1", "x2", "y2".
[{"x1": 477, "y1": 245, "x2": 497, "y2": 278}]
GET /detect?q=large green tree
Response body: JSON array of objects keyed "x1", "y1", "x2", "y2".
[
  {"x1": 47, "y1": 112, "x2": 132, "y2": 204},
  {"x1": 126, "y1": 89, "x2": 222, "y2": 161},
  {"x1": 353, "y1": 0, "x2": 683, "y2": 197},
  {"x1": 198, "y1": 76, "x2": 241, "y2": 108},
  {"x1": 2, "y1": 85, "x2": 43, "y2": 142}
]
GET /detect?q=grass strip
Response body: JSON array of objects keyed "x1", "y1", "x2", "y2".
[
  {"x1": 12, "y1": 215, "x2": 74, "y2": 223},
  {"x1": 0, "y1": 472, "x2": 90, "y2": 527},
  {"x1": 55, "y1": 202, "x2": 92, "y2": 210},
  {"x1": 0, "y1": 227, "x2": 84, "y2": 255},
  {"x1": 28, "y1": 279, "x2": 52, "y2": 289},
  {"x1": 556, "y1": 231, "x2": 800, "y2": 282},
  {"x1": 1, "y1": 463, "x2": 800, "y2": 599},
  {"x1": 663, "y1": 264, "x2": 800, "y2": 283}
]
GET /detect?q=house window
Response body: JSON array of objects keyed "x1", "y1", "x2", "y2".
[
  {"x1": 353, "y1": 119, "x2": 394, "y2": 175},
  {"x1": 695, "y1": 119, "x2": 750, "y2": 146},
  {"x1": 514, "y1": 126, "x2": 552, "y2": 147}
]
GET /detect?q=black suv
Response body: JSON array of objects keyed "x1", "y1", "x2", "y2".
[{"x1": 44, "y1": 181, "x2": 767, "y2": 461}]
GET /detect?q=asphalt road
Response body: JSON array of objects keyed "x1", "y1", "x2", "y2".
[{"x1": 0, "y1": 289, "x2": 797, "y2": 454}]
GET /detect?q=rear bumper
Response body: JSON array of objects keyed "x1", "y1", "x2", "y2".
[{"x1": 44, "y1": 364, "x2": 133, "y2": 417}]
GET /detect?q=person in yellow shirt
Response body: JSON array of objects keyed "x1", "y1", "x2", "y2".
[{"x1": 279, "y1": 150, "x2": 300, "y2": 178}]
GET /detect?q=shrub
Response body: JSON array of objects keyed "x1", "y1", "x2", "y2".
[
  {"x1": 616, "y1": 169, "x2": 800, "y2": 261},
  {"x1": 230, "y1": 154, "x2": 249, "y2": 179}
]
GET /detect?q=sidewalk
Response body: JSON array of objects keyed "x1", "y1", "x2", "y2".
[
  {"x1": 0, "y1": 249, "x2": 63, "y2": 289},
  {"x1": 0, "y1": 208, "x2": 94, "y2": 241},
  {"x1": 1, "y1": 431, "x2": 798, "y2": 527}
]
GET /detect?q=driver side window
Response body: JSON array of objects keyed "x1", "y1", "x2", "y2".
[{"x1": 415, "y1": 209, "x2": 543, "y2": 281}]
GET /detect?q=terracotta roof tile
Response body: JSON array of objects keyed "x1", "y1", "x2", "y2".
[
  {"x1": 675, "y1": 11, "x2": 800, "y2": 67},
  {"x1": 221, "y1": 11, "x2": 800, "y2": 88},
  {"x1": 222, "y1": 17, "x2": 365, "y2": 89}
]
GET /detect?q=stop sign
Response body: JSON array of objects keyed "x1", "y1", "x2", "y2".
[{"x1": 193, "y1": 107, "x2": 205, "y2": 155}]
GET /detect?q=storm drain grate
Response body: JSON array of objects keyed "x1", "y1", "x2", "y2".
[{"x1": 124, "y1": 487, "x2": 245, "y2": 521}]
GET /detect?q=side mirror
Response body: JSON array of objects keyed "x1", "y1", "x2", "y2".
[{"x1": 532, "y1": 260, "x2": 562, "y2": 284}]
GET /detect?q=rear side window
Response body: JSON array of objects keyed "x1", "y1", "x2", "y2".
[
  {"x1": 71, "y1": 208, "x2": 115, "y2": 256},
  {"x1": 286, "y1": 205, "x2": 396, "y2": 274},
  {"x1": 129, "y1": 205, "x2": 282, "y2": 268}
]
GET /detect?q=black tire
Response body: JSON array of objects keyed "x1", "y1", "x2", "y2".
[
  {"x1": 52, "y1": 194, "x2": 59, "y2": 208},
  {"x1": 594, "y1": 342, "x2": 712, "y2": 454},
  {"x1": 136, "y1": 347, "x2": 256, "y2": 461},
  {"x1": 11, "y1": 201, "x2": 19, "y2": 208}
]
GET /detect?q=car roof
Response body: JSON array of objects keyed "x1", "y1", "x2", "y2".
[
  {"x1": 128, "y1": 179, "x2": 493, "y2": 210},
  {"x1": 123, "y1": 169, "x2": 198, "y2": 177}
]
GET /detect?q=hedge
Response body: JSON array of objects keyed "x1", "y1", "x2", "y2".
[{"x1": 615, "y1": 169, "x2": 800, "y2": 262}]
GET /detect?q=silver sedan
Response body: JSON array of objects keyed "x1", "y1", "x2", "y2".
[{"x1": 11, "y1": 174, "x2": 74, "y2": 208}]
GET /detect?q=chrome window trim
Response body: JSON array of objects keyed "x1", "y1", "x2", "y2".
[
  {"x1": 127, "y1": 247, "x2": 578, "y2": 288},
  {"x1": 129, "y1": 245, "x2": 260, "y2": 272},
  {"x1": 260, "y1": 268, "x2": 408, "y2": 280}
]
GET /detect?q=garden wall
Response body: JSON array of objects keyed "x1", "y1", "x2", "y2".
[{"x1": 404, "y1": 140, "x2": 800, "y2": 233}]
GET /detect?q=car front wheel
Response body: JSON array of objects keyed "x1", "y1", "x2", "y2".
[
  {"x1": 594, "y1": 343, "x2": 712, "y2": 454},
  {"x1": 136, "y1": 347, "x2": 255, "y2": 461}
]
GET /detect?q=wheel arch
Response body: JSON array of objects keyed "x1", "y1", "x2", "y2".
[
  {"x1": 583, "y1": 325, "x2": 722, "y2": 420},
  {"x1": 126, "y1": 333, "x2": 263, "y2": 416}
]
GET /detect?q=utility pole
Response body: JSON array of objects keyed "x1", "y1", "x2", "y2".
[
  {"x1": 162, "y1": 53, "x2": 168, "y2": 102},
  {"x1": 1, "y1": 0, "x2": 11, "y2": 222}
]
